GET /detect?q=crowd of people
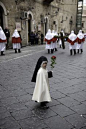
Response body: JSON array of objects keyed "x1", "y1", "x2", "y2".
[
  {"x1": 0, "y1": 25, "x2": 85, "y2": 56},
  {"x1": 0, "y1": 26, "x2": 44, "y2": 56},
  {"x1": 45, "y1": 29, "x2": 85, "y2": 55},
  {"x1": 30, "y1": 31, "x2": 44, "y2": 45}
]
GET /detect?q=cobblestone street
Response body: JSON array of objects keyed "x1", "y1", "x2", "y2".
[{"x1": 0, "y1": 42, "x2": 86, "y2": 129}]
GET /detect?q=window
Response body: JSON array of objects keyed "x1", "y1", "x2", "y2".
[{"x1": 82, "y1": 23, "x2": 84, "y2": 28}]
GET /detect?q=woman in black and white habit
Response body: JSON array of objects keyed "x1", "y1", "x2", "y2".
[
  {"x1": 0, "y1": 26, "x2": 7, "y2": 55},
  {"x1": 76, "y1": 30, "x2": 85, "y2": 53},
  {"x1": 31, "y1": 56, "x2": 52, "y2": 108}
]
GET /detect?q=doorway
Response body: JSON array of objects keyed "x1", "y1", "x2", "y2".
[{"x1": 0, "y1": 6, "x2": 4, "y2": 29}]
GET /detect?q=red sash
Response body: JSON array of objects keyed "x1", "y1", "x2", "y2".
[
  {"x1": 76, "y1": 37, "x2": 85, "y2": 44},
  {"x1": 67, "y1": 38, "x2": 76, "y2": 45},
  {"x1": 12, "y1": 37, "x2": 21, "y2": 43},
  {"x1": 0, "y1": 39, "x2": 7, "y2": 43},
  {"x1": 45, "y1": 38, "x2": 51, "y2": 44},
  {"x1": 51, "y1": 37, "x2": 57, "y2": 43}
]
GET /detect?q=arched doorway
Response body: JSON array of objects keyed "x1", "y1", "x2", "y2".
[
  {"x1": 28, "y1": 14, "x2": 32, "y2": 42},
  {"x1": 0, "y1": 5, "x2": 4, "y2": 29}
]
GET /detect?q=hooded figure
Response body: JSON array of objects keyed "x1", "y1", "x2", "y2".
[
  {"x1": 67, "y1": 30, "x2": 77, "y2": 55},
  {"x1": 45, "y1": 29, "x2": 53, "y2": 54},
  {"x1": 76, "y1": 30, "x2": 85, "y2": 53},
  {"x1": 12, "y1": 29, "x2": 21, "y2": 53},
  {"x1": 0, "y1": 26, "x2": 7, "y2": 55},
  {"x1": 31, "y1": 56, "x2": 52, "y2": 108}
]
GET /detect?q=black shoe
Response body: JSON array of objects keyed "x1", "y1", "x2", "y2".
[
  {"x1": 18, "y1": 49, "x2": 21, "y2": 53},
  {"x1": 15, "y1": 49, "x2": 17, "y2": 53},
  {"x1": 81, "y1": 49, "x2": 83, "y2": 53},
  {"x1": 41, "y1": 105, "x2": 49, "y2": 109},
  {"x1": 40, "y1": 102, "x2": 49, "y2": 109},
  {"x1": 55, "y1": 48, "x2": 57, "y2": 51},
  {"x1": 48, "y1": 49, "x2": 50, "y2": 54},
  {"x1": 1, "y1": 51, "x2": 5, "y2": 56},
  {"x1": 70, "y1": 50, "x2": 72, "y2": 55},
  {"x1": 77, "y1": 49, "x2": 79, "y2": 53}
]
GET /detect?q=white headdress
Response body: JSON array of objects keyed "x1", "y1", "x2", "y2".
[
  {"x1": 77, "y1": 30, "x2": 84, "y2": 39},
  {"x1": 0, "y1": 26, "x2": 7, "y2": 40},
  {"x1": 12, "y1": 29, "x2": 20, "y2": 38},
  {"x1": 68, "y1": 30, "x2": 77, "y2": 41},
  {"x1": 45, "y1": 29, "x2": 53, "y2": 40}
]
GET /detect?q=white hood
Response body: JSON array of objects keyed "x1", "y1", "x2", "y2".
[
  {"x1": 68, "y1": 30, "x2": 77, "y2": 41},
  {"x1": 12, "y1": 29, "x2": 20, "y2": 38},
  {"x1": 0, "y1": 26, "x2": 7, "y2": 40}
]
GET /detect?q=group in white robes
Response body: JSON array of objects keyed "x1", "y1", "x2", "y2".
[
  {"x1": 31, "y1": 56, "x2": 52, "y2": 108},
  {"x1": 67, "y1": 30, "x2": 77, "y2": 55},
  {"x1": 0, "y1": 26, "x2": 7, "y2": 55},
  {"x1": 12, "y1": 29, "x2": 21, "y2": 53},
  {"x1": 76, "y1": 30, "x2": 85, "y2": 53}
]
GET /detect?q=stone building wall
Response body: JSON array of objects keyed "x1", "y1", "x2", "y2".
[
  {"x1": 82, "y1": 6, "x2": 86, "y2": 33},
  {"x1": 0, "y1": 0, "x2": 78, "y2": 47}
]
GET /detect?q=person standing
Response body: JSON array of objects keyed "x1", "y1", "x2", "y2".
[
  {"x1": 67, "y1": 30, "x2": 77, "y2": 55},
  {"x1": 30, "y1": 32, "x2": 35, "y2": 45},
  {"x1": 76, "y1": 30, "x2": 85, "y2": 53},
  {"x1": 58, "y1": 33, "x2": 62, "y2": 48},
  {"x1": 34, "y1": 32, "x2": 38, "y2": 45},
  {"x1": 45, "y1": 29, "x2": 53, "y2": 54},
  {"x1": 41, "y1": 33, "x2": 44, "y2": 44},
  {"x1": 31, "y1": 56, "x2": 52, "y2": 108},
  {"x1": 0, "y1": 26, "x2": 7, "y2": 56},
  {"x1": 60, "y1": 30, "x2": 65, "y2": 49},
  {"x1": 12, "y1": 29, "x2": 21, "y2": 53},
  {"x1": 4, "y1": 27, "x2": 10, "y2": 49}
]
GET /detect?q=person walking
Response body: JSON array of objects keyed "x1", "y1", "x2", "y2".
[
  {"x1": 41, "y1": 33, "x2": 44, "y2": 44},
  {"x1": 0, "y1": 26, "x2": 7, "y2": 56},
  {"x1": 76, "y1": 30, "x2": 85, "y2": 53},
  {"x1": 45, "y1": 29, "x2": 53, "y2": 54},
  {"x1": 60, "y1": 30, "x2": 65, "y2": 49},
  {"x1": 4, "y1": 27, "x2": 10, "y2": 49},
  {"x1": 67, "y1": 30, "x2": 77, "y2": 55},
  {"x1": 31, "y1": 56, "x2": 52, "y2": 109},
  {"x1": 12, "y1": 29, "x2": 21, "y2": 53}
]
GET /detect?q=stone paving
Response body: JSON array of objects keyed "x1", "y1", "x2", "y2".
[{"x1": 0, "y1": 42, "x2": 86, "y2": 129}]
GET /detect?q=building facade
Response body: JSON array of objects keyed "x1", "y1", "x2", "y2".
[
  {"x1": 0, "y1": 0, "x2": 77, "y2": 47},
  {"x1": 82, "y1": 5, "x2": 86, "y2": 33}
]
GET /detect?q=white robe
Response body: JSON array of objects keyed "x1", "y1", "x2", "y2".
[{"x1": 32, "y1": 67, "x2": 51, "y2": 102}]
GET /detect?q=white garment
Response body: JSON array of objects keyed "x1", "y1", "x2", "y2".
[
  {"x1": 45, "y1": 42, "x2": 51, "y2": 49},
  {"x1": 12, "y1": 29, "x2": 20, "y2": 38},
  {"x1": 45, "y1": 29, "x2": 53, "y2": 40},
  {"x1": 68, "y1": 30, "x2": 77, "y2": 50},
  {"x1": 76, "y1": 30, "x2": 85, "y2": 50},
  {"x1": 13, "y1": 43, "x2": 21, "y2": 49},
  {"x1": 32, "y1": 67, "x2": 51, "y2": 102},
  {"x1": 45, "y1": 29, "x2": 53, "y2": 50},
  {"x1": 0, "y1": 43, "x2": 6, "y2": 51},
  {"x1": 0, "y1": 26, "x2": 6, "y2": 40}
]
